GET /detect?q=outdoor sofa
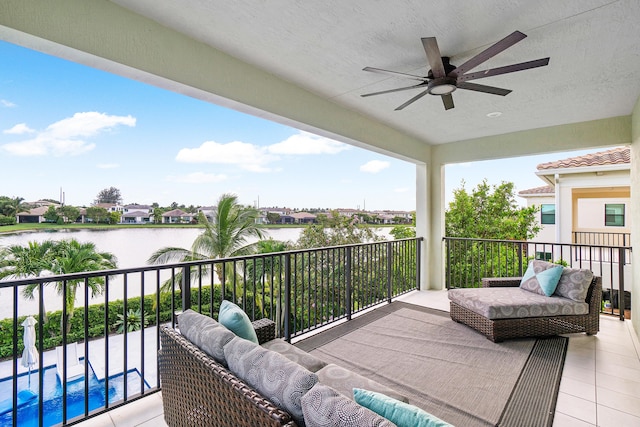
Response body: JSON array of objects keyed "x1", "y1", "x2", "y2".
[
  {"x1": 159, "y1": 305, "x2": 451, "y2": 427},
  {"x1": 447, "y1": 260, "x2": 602, "y2": 342}
]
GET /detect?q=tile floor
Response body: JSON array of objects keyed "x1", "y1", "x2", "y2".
[{"x1": 75, "y1": 290, "x2": 640, "y2": 427}]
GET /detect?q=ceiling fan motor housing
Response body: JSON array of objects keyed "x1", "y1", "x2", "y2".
[{"x1": 428, "y1": 77, "x2": 457, "y2": 95}]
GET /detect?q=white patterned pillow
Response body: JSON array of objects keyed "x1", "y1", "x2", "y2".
[
  {"x1": 178, "y1": 309, "x2": 235, "y2": 366},
  {"x1": 224, "y1": 337, "x2": 318, "y2": 426},
  {"x1": 519, "y1": 260, "x2": 563, "y2": 296},
  {"x1": 554, "y1": 267, "x2": 594, "y2": 302},
  {"x1": 301, "y1": 383, "x2": 396, "y2": 427}
]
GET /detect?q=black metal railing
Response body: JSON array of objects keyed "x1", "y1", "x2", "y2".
[
  {"x1": 444, "y1": 237, "x2": 632, "y2": 320},
  {"x1": 0, "y1": 237, "x2": 421, "y2": 426},
  {"x1": 573, "y1": 231, "x2": 631, "y2": 247}
]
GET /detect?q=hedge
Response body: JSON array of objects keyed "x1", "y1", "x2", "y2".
[{"x1": 0, "y1": 285, "x2": 224, "y2": 359}]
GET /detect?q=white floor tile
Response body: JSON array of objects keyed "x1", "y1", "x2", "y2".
[
  {"x1": 597, "y1": 403, "x2": 640, "y2": 427},
  {"x1": 552, "y1": 411, "x2": 596, "y2": 427},
  {"x1": 555, "y1": 393, "x2": 597, "y2": 425}
]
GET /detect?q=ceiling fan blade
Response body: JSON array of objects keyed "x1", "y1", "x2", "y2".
[
  {"x1": 361, "y1": 82, "x2": 428, "y2": 97},
  {"x1": 395, "y1": 89, "x2": 429, "y2": 110},
  {"x1": 363, "y1": 66, "x2": 427, "y2": 81},
  {"x1": 449, "y1": 31, "x2": 527, "y2": 77},
  {"x1": 458, "y1": 58, "x2": 550, "y2": 82},
  {"x1": 457, "y1": 82, "x2": 512, "y2": 96},
  {"x1": 421, "y1": 37, "x2": 446, "y2": 78},
  {"x1": 441, "y1": 94, "x2": 454, "y2": 110}
]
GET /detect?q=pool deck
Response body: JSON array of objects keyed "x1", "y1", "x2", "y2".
[{"x1": 3, "y1": 290, "x2": 640, "y2": 426}]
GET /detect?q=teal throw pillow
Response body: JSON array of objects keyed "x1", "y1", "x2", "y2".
[
  {"x1": 353, "y1": 388, "x2": 453, "y2": 427},
  {"x1": 519, "y1": 260, "x2": 564, "y2": 297},
  {"x1": 218, "y1": 300, "x2": 259, "y2": 344}
]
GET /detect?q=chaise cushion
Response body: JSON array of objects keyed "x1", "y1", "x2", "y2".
[
  {"x1": 263, "y1": 339, "x2": 328, "y2": 373},
  {"x1": 554, "y1": 267, "x2": 594, "y2": 302},
  {"x1": 224, "y1": 336, "x2": 318, "y2": 426},
  {"x1": 316, "y1": 364, "x2": 409, "y2": 403},
  {"x1": 519, "y1": 260, "x2": 563, "y2": 297},
  {"x1": 448, "y1": 287, "x2": 589, "y2": 320},
  {"x1": 177, "y1": 309, "x2": 235, "y2": 366},
  {"x1": 301, "y1": 383, "x2": 396, "y2": 427},
  {"x1": 218, "y1": 300, "x2": 259, "y2": 344}
]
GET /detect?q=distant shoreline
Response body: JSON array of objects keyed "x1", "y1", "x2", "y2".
[{"x1": 0, "y1": 222, "x2": 394, "y2": 236}]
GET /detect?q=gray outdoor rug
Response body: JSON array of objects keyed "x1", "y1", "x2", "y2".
[{"x1": 295, "y1": 302, "x2": 567, "y2": 427}]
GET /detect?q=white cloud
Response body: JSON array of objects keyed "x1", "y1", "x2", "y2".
[
  {"x1": 360, "y1": 160, "x2": 390, "y2": 174},
  {"x1": 166, "y1": 172, "x2": 228, "y2": 184},
  {"x1": 97, "y1": 163, "x2": 120, "y2": 169},
  {"x1": 4, "y1": 123, "x2": 35, "y2": 134},
  {"x1": 268, "y1": 132, "x2": 349, "y2": 155},
  {"x1": 1, "y1": 99, "x2": 16, "y2": 108},
  {"x1": 1, "y1": 112, "x2": 136, "y2": 157},
  {"x1": 175, "y1": 131, "x2": 348, "y2": 174},
  {"x1": 176, "y1": 140, "x2": 278, "y2": 173}
]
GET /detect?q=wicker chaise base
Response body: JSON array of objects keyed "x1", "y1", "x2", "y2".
[{"x1": 450, "y1": 276, "x2": 602, "y2": 342}]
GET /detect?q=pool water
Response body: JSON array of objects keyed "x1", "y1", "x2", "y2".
[{"x1": 0, "y1": 361, "x2": 149, "y2": 427}]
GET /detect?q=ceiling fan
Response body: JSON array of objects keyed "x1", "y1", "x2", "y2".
[{"x1": 361, "y1": 31, "x2": 549, "y2": 111}]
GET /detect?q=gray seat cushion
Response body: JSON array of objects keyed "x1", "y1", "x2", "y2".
[
  {"x1": 448, "y1": 287, "x2": 589, "y2": 320},
  {"x1": 224, "y1": 336, "x2": 318, "y2": 426},
  {"x1": 316, "y1": 364, "x2": 409, "y2": 403},
  {"x1": 263, "y1": 339, "x2": 328, "y2": 373},
  {"x1": 178, "y1": 309, "x2": 235, "y2": 366}
]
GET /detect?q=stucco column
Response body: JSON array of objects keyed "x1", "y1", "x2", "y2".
[
  {"x1": 630, "y1": 96, "x2": 640, "y2": 337},
  {"x1": 415, "y1": 156, "x2": 445, "y2": 291}
]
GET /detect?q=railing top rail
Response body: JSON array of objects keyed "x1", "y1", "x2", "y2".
[
  {"x1": 442, "y1": 236, "x2": 632, "y2": 251},
  {"x1": 0, "y1": 237, "x2": 423, "y2": 289}
]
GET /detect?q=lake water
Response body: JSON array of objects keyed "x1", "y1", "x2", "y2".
[{"x1": 0, "y1": 227, "x2": 391, "y2": 319}]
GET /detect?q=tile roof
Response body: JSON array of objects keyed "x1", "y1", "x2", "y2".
[
  {"x1": 518, "y1": 185, "x2": 555, "y2": 196},
  {"x1": 537, "y1": 146, "x2": 629, "y2": 170}
]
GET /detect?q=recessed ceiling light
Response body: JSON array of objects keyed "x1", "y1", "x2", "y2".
[{"x1": 486, "y1": 111, "x2": 502, "y2": 118}]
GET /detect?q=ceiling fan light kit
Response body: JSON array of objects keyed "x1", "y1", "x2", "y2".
[{"x1": 362, "y1": 31, "x2": 549, "y2": 111}]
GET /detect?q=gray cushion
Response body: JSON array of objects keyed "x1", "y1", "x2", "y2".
[
  {"x1": 448, "y1": 287, "x2": 589, "y2": 319},
  {"x1": 301, "y1": 383, "x2": 396, "y2": 427},
  {"x1": 316, "y1": 364, "x2": 409, "y2": 403},
  {"x1": 554, "y1": 267, "x2": 594, "y2": 302},
  {"x1": 178, "y1": 309, "x2": 235, "y2": 366},
  {"x1": 263, "y1": 339, "x2": 328, "y2": 373},
  {"x1": 224, "y1": 336, "x2": 318, "y2": 426}
]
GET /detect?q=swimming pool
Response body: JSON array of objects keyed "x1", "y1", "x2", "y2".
[{"x1": 0, "y1": 361, "x2": 149, "y2": 427}]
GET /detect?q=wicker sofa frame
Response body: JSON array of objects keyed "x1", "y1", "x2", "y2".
[
  {"x1": 449, "y1": 276, "x2": 602, "y2": 342},
  {"x1": 159, "y1": 318, "x2": 298, "y2": 427}
]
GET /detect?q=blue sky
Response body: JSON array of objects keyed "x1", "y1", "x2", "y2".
[{"x1": 0, "y1": 40, "x2": 601, "y2": 211}]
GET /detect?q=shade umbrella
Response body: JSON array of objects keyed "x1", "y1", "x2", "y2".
[{"x1": 21, "y1": 316, "x2": 38, "y2": 388}]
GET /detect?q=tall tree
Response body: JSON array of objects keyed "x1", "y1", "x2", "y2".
[
  {"x1": 0, "y1": 239, "x2": 117, "y2": 330},
  {"x1": 86, "y1": 206, "x2": 110, "y2": 223},
  {"x1": 148, "y1": 193, "x2": 265, "y2": 290},
  {"x1": 95, "y1": 187, "x2": 123, "y2": 204},
  {"x1": 445, "y1": 180, "x2": 540, "y2": 240}
]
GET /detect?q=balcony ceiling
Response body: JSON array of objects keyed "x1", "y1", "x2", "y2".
[{"x1": 107, "y1": 0, "x2": 640, "y2": 146}]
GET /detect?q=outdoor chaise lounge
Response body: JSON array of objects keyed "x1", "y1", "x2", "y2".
[
  {"x1": 448, "y1": 261, "x2": 602, "y2": 342},
  {"x1": 56, "y1": 342, "x2": 84, "y2": 382}
]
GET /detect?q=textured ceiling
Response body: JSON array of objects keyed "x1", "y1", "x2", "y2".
[{"x1": 111, "y1": 0, "x2": 640, "y2": 145}]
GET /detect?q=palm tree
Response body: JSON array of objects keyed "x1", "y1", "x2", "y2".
[
  {"x1": 50, "y1": 239, "x2": 118, "y2": 332},
  {"x1": 0, "y1": 240, "x2": 58, "y2": 321},
  {"x1": 148, "y1": 193, "x2": 265, "y2": 292},
  {"x1": 1, "y1": 239, "x2": 117, "y2": 333}
]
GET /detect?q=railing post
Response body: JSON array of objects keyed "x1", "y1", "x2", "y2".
[
  {"x1": 444, "y1": 238, "x2": 450, "y2": 289},
  {"x1": 181, "y1": 266, "x2": 191, "y2": 313},
  {"x1": 416, "y1": 238, "x2": 421, "y2": 291},
  {"x1": 346, "y1": 246, "x2": 352, "y2": 321},
  {"x1": 386, "y1": 241, "x2": 393, "y2": 303},
  {"x1": 284, "y1": 253, "x2": 292, "y2": 342},
  {"x1": 618, "y1": 247, "x2": 625, "y2": 321},
  {"x1": 517, "y1": 242, "x2": 524, "y2": 276}
]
